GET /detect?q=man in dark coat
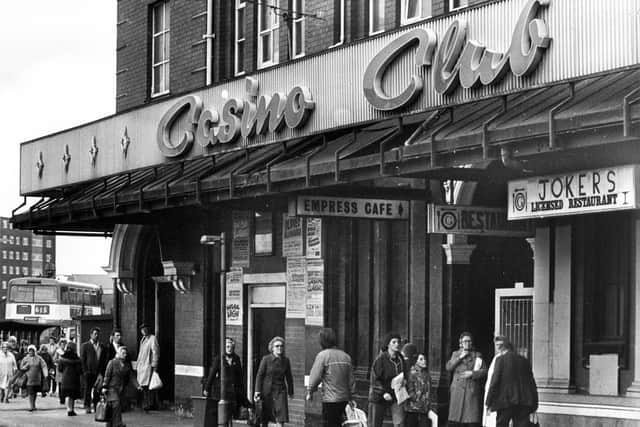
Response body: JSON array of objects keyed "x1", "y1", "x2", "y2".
[
  {"x1": 203, "y1": 337, "x2": 249, "y2": 420},
  {"x1": 80, "y1": 327, "x2": 109, "y2": 414},
  {"x1": 485, "y1": 338, "x2": 538, "y2": 427}
]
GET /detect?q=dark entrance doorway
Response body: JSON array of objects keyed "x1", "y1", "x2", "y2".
[
  {"x1": 156, "y1": 283, "x2": 175, "y2": 404},
  {"x1": 251, "y1": 307, "x2": 285, "y2": 382}
]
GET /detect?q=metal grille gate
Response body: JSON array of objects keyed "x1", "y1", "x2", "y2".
[{"x1": 495, "y1": 287, "x2": 533, "y2": 359}]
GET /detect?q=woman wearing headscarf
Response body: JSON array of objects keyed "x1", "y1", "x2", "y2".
[
  {"x1": 254, "y1": 336, "x2": 294, "y2": 427},
  {"x1": 0, "y1": 342, "x2": 17, "y2": 403},
  {"x1": 37, "y1": 345, "x2": 54, "y2": 397},
  {"x1": 19, "y1": 344, "x2": 48, "y2": 411},
  {"x1": 58, "y1": 342, "x2": 83, "y2": 416}
]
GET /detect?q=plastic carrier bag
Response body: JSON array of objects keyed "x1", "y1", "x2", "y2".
[{"x1": 343, "y1": 402, "x2": 368, "y2": 427}]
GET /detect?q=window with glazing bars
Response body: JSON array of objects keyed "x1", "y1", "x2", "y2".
[
  {"x1": 449, "y1": 0, "x2": 468, "y2": 11},
  {"x1": 401, "y1": 0, "x2": 423, "y2": 25},
  {"x1": 151, "y1": 1, "x2": 170, "y2": 96},
  {"x1": 258, "y1": 0, "x2": 279, "y2": 68},
  {"x1": 292, "y1": 0, "x2": 305, "y2": 58},
  {"x1": 369, "y1": 0, "x2": 384, "y2": 35},
  {"x1": 235, "y1": 0, "x2": 246, "y2": 75}
]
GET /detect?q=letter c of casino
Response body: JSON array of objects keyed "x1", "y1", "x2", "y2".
[{"x1": 157, "y1": 95, "x2": 204, "y2": 158}]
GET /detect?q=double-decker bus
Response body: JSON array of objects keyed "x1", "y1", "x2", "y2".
[{"x1": 5, "y1": 277, "x2": 103, "y2": 328}]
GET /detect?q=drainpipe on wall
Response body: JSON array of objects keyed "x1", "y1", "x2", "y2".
[{"x1": 203, "y1": 0, "x2": 215, "y2": 85}]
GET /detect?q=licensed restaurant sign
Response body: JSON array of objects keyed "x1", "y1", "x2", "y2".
[
  {"x1": 296, "y1": 196, "x2": 409, "y2": 220},
  {"x1": 427, "y1": 204, "x2": 533, "y2": 237},
  {"x1": 508, "y1": 165, "x2": 639, "y2": 220}
]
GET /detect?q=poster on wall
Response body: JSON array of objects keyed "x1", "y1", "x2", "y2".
[
  {"x1": 306, "y1": 217, "x2": 322, "y2": 259},
  {"x1": 226, "y1": 268, "x2": 243, "y2": 325},
  {"x1": 231, "y1": 211, "x2": 250, "y2": 267},
  {"x1": 283, "y1": 214, "x2": 304, "y2": 257},
  {"x1": 286, "y1": 257, "x2": 306, "y2": 318},
  {"x1": 305, "y1": 258, "x2": 324, "y2": 326}
]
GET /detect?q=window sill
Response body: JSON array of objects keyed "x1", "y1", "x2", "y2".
[{"x1": 151, "y1": 90, "x2": 170, "y2": 99}]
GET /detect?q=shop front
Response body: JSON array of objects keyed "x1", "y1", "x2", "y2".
[{"x1": 12, "y1": 0, "x2": 640, "y2": 424}]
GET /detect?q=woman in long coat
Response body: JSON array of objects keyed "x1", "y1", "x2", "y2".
[
  {"x1": 53, "y1": 338, "x2": 67, "y2": 404},
  {"x1": 446, "y1": 332, "x2": 487, "y2": 426},
  {"x1": 19, "y1": 345, "x2": 48, "y2": 411},
  {"x1": 254, "y1": 336, "x2": 294, "y2": 427},
  {"x1": 0, "y1": 342, "x2": 17, "y2": 403},
  {"x1": 58, "y1": 342, "x2": 83, "y2": 416}
]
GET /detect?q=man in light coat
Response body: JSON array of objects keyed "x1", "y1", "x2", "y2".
[{"x1": 135, "y1": 323, "x2": 160, "y2": 411}]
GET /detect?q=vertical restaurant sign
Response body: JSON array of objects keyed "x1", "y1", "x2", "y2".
[
  {"x1": 231, "y1": 210, "x2": 250, "y2": 267},
  {"x1": 305, "y1": 258, "x2": 324, "y2": 326},
  {"x1": 286, "y1": 257, "x2": 306, "y2": 319},
  {"x1": 282, "y1": 214, "x2": 304, "y2": 257},
  {"x1": 306, "y1": 217, "x2": 322, "y2": 258},
  {"x1": 508, "y1": 165, "x2": 639, "y2": 220},
  {"x1": 226, "y1": 268, "x2": 243, "y2": 325}
]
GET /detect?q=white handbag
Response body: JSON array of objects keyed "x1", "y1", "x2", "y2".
[{"x1": 149, "y1": 371, "x2": 163, "y2": 390}]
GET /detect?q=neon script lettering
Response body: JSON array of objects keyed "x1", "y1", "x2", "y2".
[
  {"x1": 157, "y1": 78, "x2": 315, "y2": 158},
  {"x1": 363, "y1": 0, "x2": 551, "y2": 111}
]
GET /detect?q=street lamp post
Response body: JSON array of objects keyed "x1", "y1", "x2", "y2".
[{"x1": 200, "y1": 232, "x2": 229, "y2": 427}]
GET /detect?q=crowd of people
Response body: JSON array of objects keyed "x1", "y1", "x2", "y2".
[
  {"x1": 0, "y1": 323, "x2": 159, "y2": 427},
  {"x1": 0, "y1": 325, "x2": 537, "y2": 427}
]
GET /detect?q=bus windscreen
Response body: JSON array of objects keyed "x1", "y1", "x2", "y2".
[{"x1": 9, "y1": 285, "x2": 58, "y2": 303}]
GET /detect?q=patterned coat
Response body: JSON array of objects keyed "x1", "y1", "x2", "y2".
[
  {"x1": 446, "y1": 350, "x2": 487, "y2": 423},
  {"x1": 405, "y1": 365, "x2": 433, "y2": 414}
]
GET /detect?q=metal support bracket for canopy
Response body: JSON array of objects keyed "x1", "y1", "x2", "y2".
[
  {"x1": 428, "y1": 109, "x2": 453, "y2": 168},
  {"x1": 305, "y1": 135, "x2": 327, "y2": 187},
  {"x1": 378, "y1": 118, "x2": 403, "y2": 177},
  {"x1": 623, "y1": 86, "x2": 640, "y2": 137},
  {"x1": 229, "y1": 150, "x2": 250, "y2": 199},
  {"x1": 335, "y1": 130, "x2": 359, "y2": 183},
  {"x1": 266, "y1": 142, "x2": 289, "y2": 193},
  {"x1": 549, "y1": 83, "x2": 575, "y2": 149},
  {"x1": 482, "y1": 96, "x2": 508, "y2": 160}
]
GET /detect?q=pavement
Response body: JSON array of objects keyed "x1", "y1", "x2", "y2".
[{"x1": 0, "y1": 394, "x2": 194, "y2": 427}]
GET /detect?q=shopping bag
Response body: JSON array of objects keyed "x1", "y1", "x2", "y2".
[
  {"x1": 343, "y1": 402, "x2": 368, "y2": 427},
  {"x1": 528, "y1": 412, "x2": 540, "y2": 427},
  {"x1": 95, "y1": 395, "x2": 111, "y2": 422},
  {"x1": 149, "y1": 371, "x2": 163, "y2": 390}
]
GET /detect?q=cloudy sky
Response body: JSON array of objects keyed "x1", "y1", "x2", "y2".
[{"x1": 0, "y1": 2, "x2": 116, "y2": 274}]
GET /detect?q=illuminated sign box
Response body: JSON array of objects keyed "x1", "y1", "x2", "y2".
[
  {"x1": 508, "y1": 165, "x2": 639, "y2": 220},
  {"x1": 427, "y1": 204, "x2": 533, "y2": 236}
]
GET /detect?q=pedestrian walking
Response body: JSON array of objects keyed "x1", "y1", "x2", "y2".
[
  {"x1": 482, "y1": 336, "x2": 509, "y2": 427},
  {"x1": 37, "y1": 345, "x2": 53, "y2": 397},
  {"x1": 45, "y1": 336, "x2": 58, "y2": 396},
  {"x1": 485, "y1": 338, "x2": 538, "y2": 427},
  {"x1": 405, "y1": 352, "x2": 435, "y2": 427},
  {"x1": 306, "y1": 328, "x2": 356, "y2": 427},
  {"x1": 102, "y1": 345, "x2": 132, "y2": 427},
  {"x1": 0, "y1": 342, "x2": 17, "y2": 403},
  {"x1": 19, "y1": 344, "x2": 48, "y2": 412},
  {"x1": 368, "y1": 332, "x2": 407, "y2": 427},
  {"x1": 203, "y1": 337, "x2": 249, "y2": 423},
  {"x1": 107, "y1": 329, "x2": 133, "y2": 412},
  {"x1": 80, "y1": 327, "x2": 109, "y2": 413},
  {"x1": 254, "y1": 336, "x2": 294, "y2": 427},
  {"x1": 53, "y1": 338, "x2": 68, "y2": 404},
  {"x1": 446, "y1": 332, "x2": 487, "y2": 427},
  {"x1": 58, "y1": 341, "x2": 83, "y2": 416},
  {"x1": 136, "y1": 323, "x2": 160, "y2": 411}
]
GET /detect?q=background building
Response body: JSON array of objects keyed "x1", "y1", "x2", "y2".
[{"x1": 0, "y1": 216, "x2": 56, "y2": 298}]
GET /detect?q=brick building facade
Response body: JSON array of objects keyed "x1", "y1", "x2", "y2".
[{"x1": 12, "y1": 0, "x2": 640, "y2": 425}]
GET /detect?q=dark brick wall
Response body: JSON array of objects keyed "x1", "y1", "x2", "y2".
[
  {"x1": 169, "y1": 0, "x2": 207, "y2": 95},
  {"x1": 116, "y1": 0, "x2": 149, "y2": 111}
]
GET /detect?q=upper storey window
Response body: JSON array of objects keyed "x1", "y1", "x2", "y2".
[
  {"x1": 401, "y1": 0, "x2": 430, "y2": 25},
  {"x1": 449, "y1": 0, "x2": 468, "y2": 12},
  {"x1": 292, "y1": 0, "x2": 305, "y2": 58},
  {"x1": 332, "y1": 0, "x2": 345, "y2": 46},
  {"x1": 235, "y1": 0, "x2": 246, "y2": 75},
  {"x1": 151, "y1": 1, "x2": 170, "y2": 97},
  {"x1": 258, "y1": 0, "x2": 280, "y2": 68},
  {"x1": 369, "y1": 0, "x2": 385, "y2": 35}
]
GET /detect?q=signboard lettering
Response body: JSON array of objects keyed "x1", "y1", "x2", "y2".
[
  {"x1": 427, "y1": 204, "x2": 533, "y2": 237},
  {"x1": 297, "y1": 196, "x2": 409, "y2": 220},
  {"x1": 508, "y1": 165, "x2": 639, "y2": 219},
  {"x1": 158, "y1": 78, "x2": 315, "y2": 158},
  {"x1": 363, "y1": 0, "x2": 551, "y2": 110}
]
